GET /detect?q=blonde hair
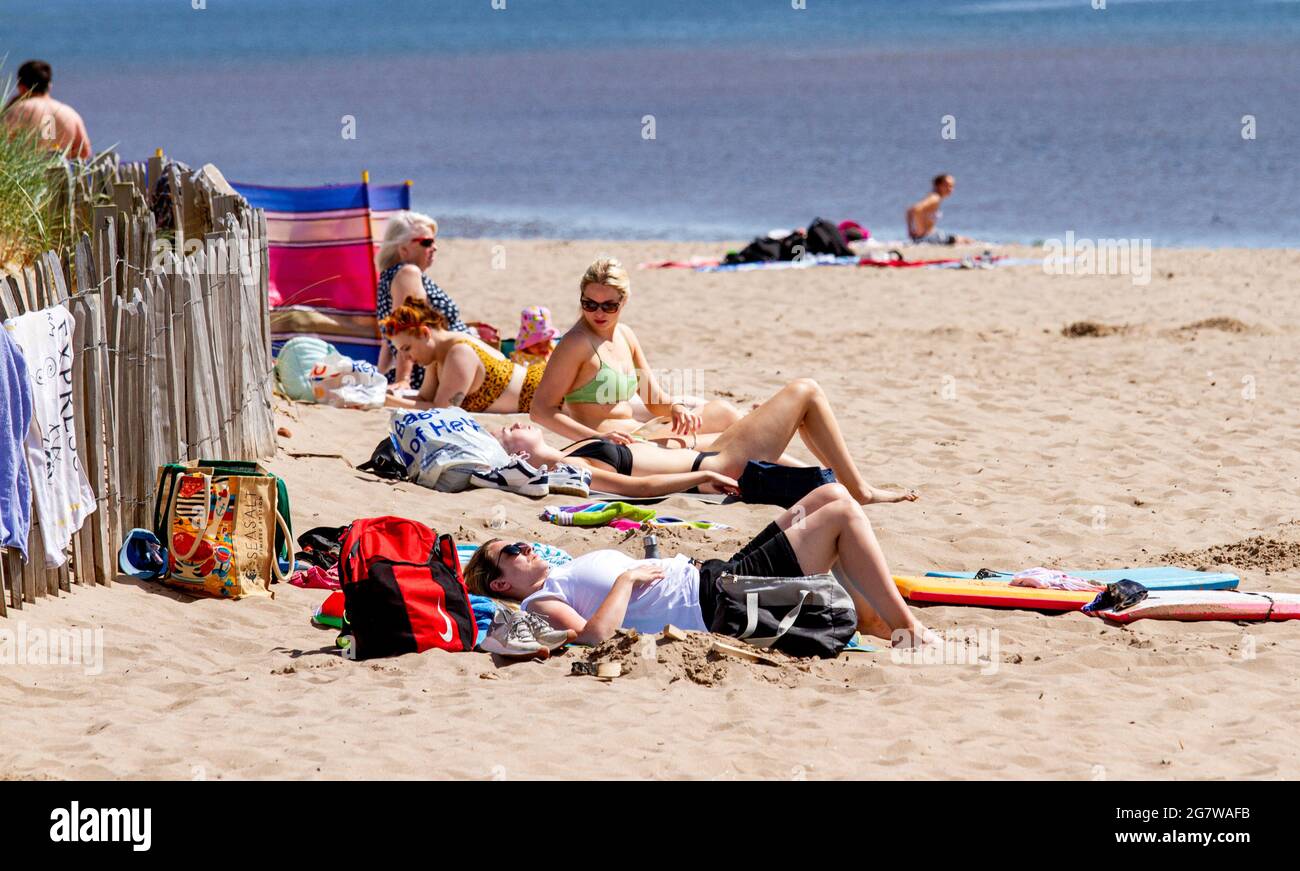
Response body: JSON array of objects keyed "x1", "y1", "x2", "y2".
[
  {"x1": 376, "y1": 211, "x2": 439, "y2": 272},
  {"x1": 579, "y1": 257, "x2": 630, "y2": 300}
]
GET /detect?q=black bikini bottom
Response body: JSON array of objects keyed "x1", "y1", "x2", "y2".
[{"x1": 687, "y1": 451, "x2": 720, "y2": 493}]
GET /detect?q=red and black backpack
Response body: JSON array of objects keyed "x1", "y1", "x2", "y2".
[{"x1": 337, "y1": 517, "x2": 475, "y2": 660}]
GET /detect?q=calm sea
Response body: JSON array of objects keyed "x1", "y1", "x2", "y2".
[{"x1": 4, "y1": 0, "x2": 1298, "y2": 245}]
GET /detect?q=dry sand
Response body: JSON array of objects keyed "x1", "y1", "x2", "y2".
[{"x1": 3, "y1": 240, "x2": 1299, "y2": 780}]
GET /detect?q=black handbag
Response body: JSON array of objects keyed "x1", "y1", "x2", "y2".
[
  {"x1": 358, "y1": 436, "x2": 409, "y2": 481},
  {"x1": 737, "y1": 461, "x2": 836, "y2": 508},
  {"x1": 709, "y1": 572, "x2": 858, "y2": 658}
]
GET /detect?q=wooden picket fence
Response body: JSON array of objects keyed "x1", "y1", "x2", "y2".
[{"x1": 0, "y1": 152, "x2": 276, "y2": 615}]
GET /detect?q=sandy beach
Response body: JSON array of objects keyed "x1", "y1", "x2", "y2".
[{"x1": 3, "y1": 239, "x2": 1299, "y2": 780}]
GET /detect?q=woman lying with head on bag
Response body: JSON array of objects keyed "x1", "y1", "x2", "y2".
[
  {"x1": 497, "y1": 378, "x2": 918, "y2": 504},
  {"x1": 462, "y1": 484, "x2": 935, "y2": 650}
]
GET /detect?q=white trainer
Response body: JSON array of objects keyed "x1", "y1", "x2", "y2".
[
  {"x1": 469, "y1": 455, "x2": 549, "y2": 498},
  {"x1": 547, "y1": 462, "x2": 592, "y2": 497}
]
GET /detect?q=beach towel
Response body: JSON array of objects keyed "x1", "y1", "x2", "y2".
[
  {"x1": 701, "y1": 254, "x2": 860, "y2": 273},
  {"x1": 645, "y1": 252, "x2": 1023, "y2": 273},
  {"x1": 637, "y1": 257, "x2": 722, "y2": 270},
  {"x1": 456, "y1": 541, "x2": 574, "y2": 569},
  {"x1": 586, "y1": 488, "x2": 731, "y2": 506},
  {"x1": 0, "y1": 329, "x2": 33, "y2": 558},
  {"x1": 3, "y1": 307, "x2": 96, "y2": 568},
  {"x1": 540, "y1": 501, "x2": 731, "y2": 530}
]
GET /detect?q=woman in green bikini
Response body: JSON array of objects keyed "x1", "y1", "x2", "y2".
[{"x1": 529, "y1": 258, "x2": 742, "y2": 448}]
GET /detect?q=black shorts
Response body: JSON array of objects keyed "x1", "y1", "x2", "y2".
[{"x1": 696, "y1": 521, "x2": 803, "y2": 628}]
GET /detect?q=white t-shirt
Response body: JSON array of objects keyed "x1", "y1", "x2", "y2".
[
  {"x1": 522, "y1": 550, "x2": 707, "y2": 633},
  {"x1": 4, "y1": 308, "x2": 96, "y2": 568}
]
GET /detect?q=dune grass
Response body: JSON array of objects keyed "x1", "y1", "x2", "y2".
[{"x1": 0, "y1": 72, "x2": 72, "y2": 267}]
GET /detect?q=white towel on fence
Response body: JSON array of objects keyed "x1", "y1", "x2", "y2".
[{"x1": 3, "y1": 307, "x2": 97, "y2": 568}]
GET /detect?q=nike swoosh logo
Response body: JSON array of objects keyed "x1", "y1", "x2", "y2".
[{"x1": 436, "y1": 599, "x2": 454, "y2": 643}]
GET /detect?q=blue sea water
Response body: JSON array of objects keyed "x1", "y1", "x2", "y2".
[{"x1": 3, "y1": 0, "x2": 1298, "y2": 245}]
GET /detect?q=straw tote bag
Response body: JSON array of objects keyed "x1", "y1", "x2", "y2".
[{"x1": 154, "y1": 461, "x2": 293, "y2": 599}]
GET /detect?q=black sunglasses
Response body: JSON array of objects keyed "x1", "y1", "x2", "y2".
[
  {"x1": 580, "y1": 296, "x2": 621, "y2": 314},
  {"x1": 411, "y1": 237, "x2": 435, "y2": 248},
  {"x1": 492, "y1": 541, "x2": 529, "y2": 576}
]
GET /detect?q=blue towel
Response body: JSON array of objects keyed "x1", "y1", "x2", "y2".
[
  {"x1": 0, "y1": 330, "x2": 32, "y2": 559},
  {"x1": 470, "y1": 594, "x2": 501, "y2": 648}
]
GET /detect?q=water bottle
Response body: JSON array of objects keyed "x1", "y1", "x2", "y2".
[{"x1": 642, "y1": 532, "x2": 660, "y2": 560}]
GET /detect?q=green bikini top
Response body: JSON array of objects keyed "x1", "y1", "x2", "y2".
[{"x1": 563, "y1": 336, "x2": 638, "y2": 405}]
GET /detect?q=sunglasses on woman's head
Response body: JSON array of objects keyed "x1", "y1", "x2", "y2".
[{"x1": 580, "y1": 297, "x2": 621, "y2": 314}]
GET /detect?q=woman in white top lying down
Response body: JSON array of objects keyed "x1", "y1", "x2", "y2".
[{"x1": 462, "y1": 484, "x2": 935, "y2": 648}]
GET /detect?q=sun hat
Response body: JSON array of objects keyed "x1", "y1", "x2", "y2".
[{"x1": 516, "y1": 305, "x2": 557, "y2": 350}]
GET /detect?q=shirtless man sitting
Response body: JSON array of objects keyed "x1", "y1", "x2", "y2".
[
  {"x1": 2, "y1": 60, "x2": 92, "y2": 160},
  {"x1": 906, "y1": 173, "x2": 971, "y2": 245}
]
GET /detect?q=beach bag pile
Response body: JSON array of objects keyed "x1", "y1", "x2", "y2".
[
  {"x1": 389, "y1": 407, "x2": 509, "y2": 492},
  {"x1": 274, "y1": 337, "x2": 386, "y2": 409}
]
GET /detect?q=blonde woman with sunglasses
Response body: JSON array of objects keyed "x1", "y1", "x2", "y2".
[
  {"x1": 374, "y1": 212, "x2": 468, "y2": 392},
  {"x1": 529, "y1": 258, "x2": 741, "y2": 448}
]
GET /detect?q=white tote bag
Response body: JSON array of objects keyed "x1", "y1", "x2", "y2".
[
  {"x1": 308, "y1": 352, "x2": 387, "y2": 409},
  {"x1": 390, "y1": 407, "x2": 509, "y2": 492}
]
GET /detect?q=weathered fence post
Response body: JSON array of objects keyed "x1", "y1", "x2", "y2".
[{"x1": 1, "y1": 156, "x2": 274, "y2": 614}]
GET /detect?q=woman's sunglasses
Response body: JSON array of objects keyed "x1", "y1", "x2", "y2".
[
  {"x1": 580, "y1": 296, "x2": 622, "y2": 314},
  {"x1": 492, "y1": 541, "x2": 530, "y2": 576},
  {"x1": 411, "y1": 237, "x2": 435, "y2": 248}
]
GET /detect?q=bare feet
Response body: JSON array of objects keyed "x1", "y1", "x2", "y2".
[
  {"x1": 861, "y1": 487, "x2": 919, "y2": 505},
  {"x1": 856, "y1": 611, "x2": 894, "y2": 640},
  {"x1": 890, "y1": 624, "x2": 943, "y2": 649}
]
